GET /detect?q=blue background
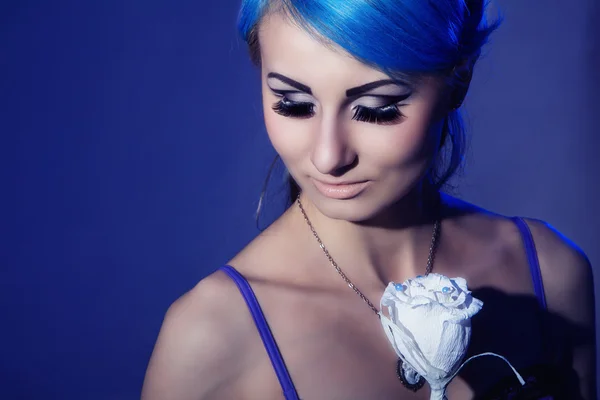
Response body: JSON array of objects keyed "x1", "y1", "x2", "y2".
[{"x1": 2, "y1": 1, "x2": 599, "y2": 398}]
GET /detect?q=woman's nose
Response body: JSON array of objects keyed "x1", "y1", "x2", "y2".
[{"x1": 310, "y1": 118, "x2": 357, "y2": 176}]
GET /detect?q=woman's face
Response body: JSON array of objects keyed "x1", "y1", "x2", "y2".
[{"x1": 258, "y1": 13, "x2": 449, "y2": 222}]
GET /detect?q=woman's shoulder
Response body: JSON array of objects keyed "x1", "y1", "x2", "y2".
[
  {"x1": 143, "y1": 209, "x2": 304, "y2": 399},
  {"x1": 443, "y1": 194, "x2": 593, "y2": 318},
  {"x1": 443, "y1": 194, "x2": 590, "y2": 259},
  {"x1": 515, "y1": 217, "x2": 594, "y2": 327},
  {"x1": 142, "y1": 270, "x2": 259, "y2": 399}
]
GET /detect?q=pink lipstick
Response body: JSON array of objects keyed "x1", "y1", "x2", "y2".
[{"x1": 311, "y1": 179, "x2": 370, "y2": 200}]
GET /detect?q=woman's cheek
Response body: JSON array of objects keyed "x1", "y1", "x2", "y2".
[
  {"x1": 264, "y1": 112, "x2": 312, "y2": 164},
  {"x1": 352, "y1": 121, "x2": 435, "y2": 168}
]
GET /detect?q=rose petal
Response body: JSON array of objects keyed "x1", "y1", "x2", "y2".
[
  {"x1": 451, "y1": 277, "x2": 468, "y2": 291},
  {"x1": 428, "y1": 319, "x2": 471, "y2": 380},
  {"x1": 379, "y1": 313, "x2": 446, "y2": 378}
]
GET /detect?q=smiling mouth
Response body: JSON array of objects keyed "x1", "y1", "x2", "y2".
[{"x1": 311, "y1": 178, "x2": 370, "y2": 200}]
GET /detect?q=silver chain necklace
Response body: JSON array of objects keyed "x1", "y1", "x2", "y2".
[{"x1": 296, "y1": 196, "x2": 441, "y2": 391}]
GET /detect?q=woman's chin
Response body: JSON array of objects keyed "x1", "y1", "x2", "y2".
[{"x1": 303, "y1": 189, "x2": 392, "y2": 223}]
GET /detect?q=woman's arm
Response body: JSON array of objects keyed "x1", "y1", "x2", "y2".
[{"x1": 526, "y1": 219, "x2": 597, "y2": 400}]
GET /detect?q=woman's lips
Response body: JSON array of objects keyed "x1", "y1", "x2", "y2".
[{"x1": 311, "y1": 178, "x2": 370, "y2": 199}]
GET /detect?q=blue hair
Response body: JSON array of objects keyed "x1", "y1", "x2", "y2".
[{"x1": 240, "y1": 0, "x2": 501, "y2": 203}]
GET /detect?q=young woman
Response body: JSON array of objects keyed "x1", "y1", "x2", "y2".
[{"x1": 142, "y1": 0, "x2": 596, "y2": 398}]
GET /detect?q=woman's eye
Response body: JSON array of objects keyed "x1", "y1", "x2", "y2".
[
  {"x1": 271, "y1": 96, "x2": 404, "y2": 124},
  {"x1": 352, "y1": 104, "x2": 404, "y2": 125},
  {"x1": 272, "y1": 97, "x2": 315, "y2": 119}
]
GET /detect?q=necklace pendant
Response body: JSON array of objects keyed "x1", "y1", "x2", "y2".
[{"x1": 396, "y1": 358, "x2": 425, "y2": 392}]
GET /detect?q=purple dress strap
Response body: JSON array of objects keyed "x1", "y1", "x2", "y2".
[
  {"x1": 220, "y1": 265, "x2": 300, "y2": 400},
  {"x1": 511, "y1": 217, "x2": 548, "y2": 310}
]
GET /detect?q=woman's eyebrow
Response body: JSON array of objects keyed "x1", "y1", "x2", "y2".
[
  {"x1": 346, "y1": 79, "x2": 409, "y2": 98},
  {"x1": 267, "y1": 72, "x2": 312, "y2": 94},
  {"x1": 266, "y1": 73, "x2": 409, "y2": 98}
]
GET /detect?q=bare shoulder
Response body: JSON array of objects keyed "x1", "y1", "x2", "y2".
[
  {"x1": 441, "y1": 196, "x2": 595, "y2": 317},
  {"x1": 142, "y1": 211, "x2": 299, "y2": 400},
  {"x1": 520, "y1": 218, "x2": 594, "y2": 325},
  {"x1": 522, "y1": 218, "x2": 596, "y2": 398},
  {"x1": 141, "y1": 270, "x2": 255, "y2": 400},
  {"x1": 447, "y1": 195, "x2": 594, "y2": 318}
]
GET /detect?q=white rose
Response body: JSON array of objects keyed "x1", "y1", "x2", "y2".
[{"x1": 379, "y1": 273, "x2": 483, "y2": 399}]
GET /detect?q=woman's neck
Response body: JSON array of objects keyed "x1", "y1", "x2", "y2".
[{"x1": 292, "y1": 185, "x2": 442, "y2": 286}]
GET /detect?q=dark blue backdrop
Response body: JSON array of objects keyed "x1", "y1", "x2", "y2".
[{"x1": 2, "y1": 1, "x2": 598, "y2": 399}]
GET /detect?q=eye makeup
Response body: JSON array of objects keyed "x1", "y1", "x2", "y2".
[
  {"x1": 271, "y1": 92, "x2": 410, "y2": 125},
  {"x1": 267, "y1": 72, "x2": 412, "y2": 125},
  {"x1": 272, "y1": 96, "x2": 315, "y2": 118},
  {"x1": 352, "y1": 103, "x2": 403, "y2": 124},
  {"x1": 270, "y1": 87, "x2": 316, "y2": 118},
  {"x1": 351, "y1": 93, "x2": 410, "y2": 124}
]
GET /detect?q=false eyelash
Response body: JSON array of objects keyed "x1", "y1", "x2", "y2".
[
  {"x1": 272, "y1": 98, "x2": 315, "y2": 118},
  {"x1": 352, "y1": 104, "x2": 404, "y2": 124}
]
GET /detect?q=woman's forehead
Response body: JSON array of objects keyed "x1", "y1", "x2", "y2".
[
  {"x1": 257, "y1": 13, "x2": 442, "y2": 97},
  {"x1": 258, "y1": 13, "x2": 391, "y2": 90}
]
